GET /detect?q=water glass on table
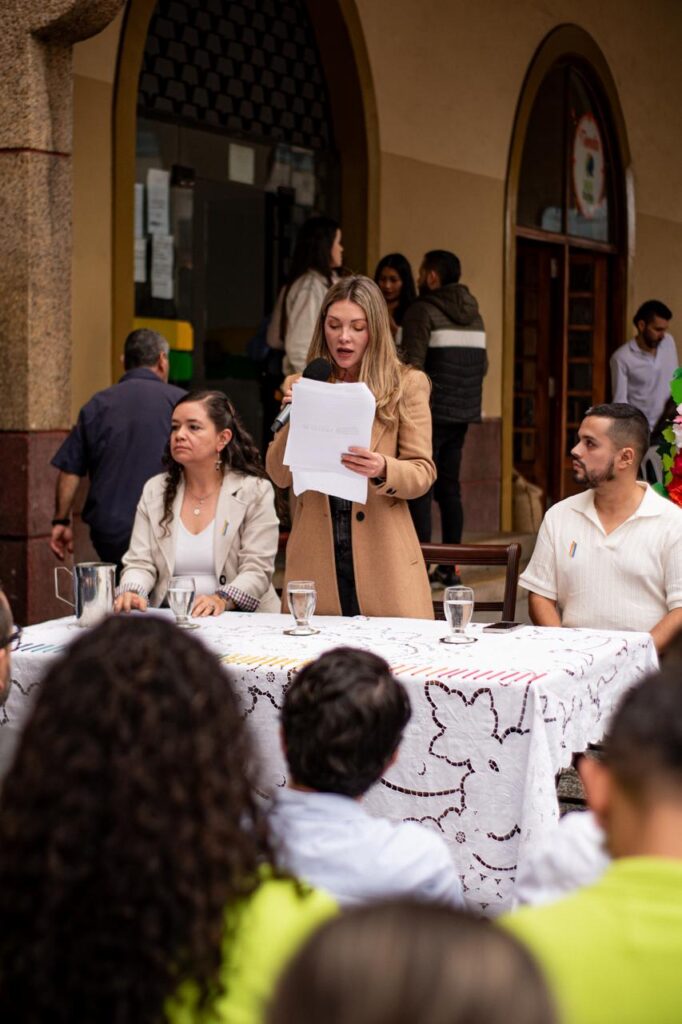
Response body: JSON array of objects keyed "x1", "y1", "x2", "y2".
[
  {"x1": 168, "y1": 576, "x2": 198, "y2": 629},
  {"x1": 441, "y1": 585, "x2": 477, "y2": 645},
  {"x1": 284, "y1": 580, "x2": 319, "y2": 636}
]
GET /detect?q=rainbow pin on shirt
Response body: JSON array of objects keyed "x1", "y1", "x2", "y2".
[
  {"x1": 221, "y1": 520, "x2": 229, "y2": 536},
  {"x1": 569, "y1": 541, "x2": 577, "y2": 558}
]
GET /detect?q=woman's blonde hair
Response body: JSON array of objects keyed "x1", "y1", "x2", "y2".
[{"x1": 306, "y1": 275, "x2": 407, "y2": 426}]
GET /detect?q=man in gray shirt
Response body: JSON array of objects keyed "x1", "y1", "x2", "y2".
[{"x1": 610, "y1": 300, "x2": 677, "y2": 431}]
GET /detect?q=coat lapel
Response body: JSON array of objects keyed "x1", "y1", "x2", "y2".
[
  {"x1": 157, "y1": 478, "x2": 184, "y2": 577},
  {"x1": 213, "y1": 472, "x2": 248, "y2": 577},
  {"x1": 371, "y1": 417, "x2": 389, "y2": 451}
]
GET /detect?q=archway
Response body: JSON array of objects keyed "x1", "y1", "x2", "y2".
[
  {"x1": 111, "y1": 0, "x2": 378, "y2": 397},
  {"x1": 503, "y1": 25, "x2": 633, "y2": 519}
]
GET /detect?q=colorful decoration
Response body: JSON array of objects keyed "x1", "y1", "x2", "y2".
[{"x1": 654, "y1": 368, "x2": 682, "y2": 507}]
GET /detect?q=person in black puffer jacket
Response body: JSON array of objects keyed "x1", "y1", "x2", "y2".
[{"x1": 401, "y1": 250, "x2": 487, "y2": 585}]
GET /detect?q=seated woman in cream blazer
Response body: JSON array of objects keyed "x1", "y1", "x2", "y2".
[{"x1": 115, "y1": 391, "x2": 280, "y2": 616}]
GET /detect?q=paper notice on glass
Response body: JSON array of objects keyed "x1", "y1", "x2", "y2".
[
  {"x1": 146, "y1": 168, "x2": 170, "y2": 235},
  {"x1": 283, "y1": 379, "x2": 376, "y2": 503},
  {"x1": 151, "y1": 234, "x2": 174, "y2": 299},
  {"x1": 134, "y1": 237, "x2": 147, "y2": 283},
  {"x1": 134, "y1": 183, "x2": 144, "y2": 238},
  {"x1": 229, "y1": 143, "x2": 255, "y2": 185}
]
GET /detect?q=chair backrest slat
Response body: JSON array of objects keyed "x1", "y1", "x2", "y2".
[{"x1": 421, "y1": 543, "x2": 522, "y2": 622}]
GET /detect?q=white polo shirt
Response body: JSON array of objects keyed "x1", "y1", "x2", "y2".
[
  {"x1": 610, "y1": 333, "x2": 679, "y2": 430},
  {"x1": 519, "y1": 483, "x2": 682, "y2": 631},
  {"x1": 269, "y1": 787, "x2": 464, "y2": 908}
]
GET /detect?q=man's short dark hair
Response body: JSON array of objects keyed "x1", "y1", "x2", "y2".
[
  {"x1": 603, "y1": 668, "x2": 682, "y2": 803},
  {"x1": 423, "y1": 250, "x2": 461, "y2": 287},
  {"x1": 584, "y1": 402, "x2": 650, "y2": 462},
  {"x1": 633, "y1": 300, "x2": 672, "y2": 326},
  {"x1": 123, "y1": 329, "x2": 170, "y2": 370},
  {"x1": 282, "y1": 647, "x2": 411, "y2": 798}
]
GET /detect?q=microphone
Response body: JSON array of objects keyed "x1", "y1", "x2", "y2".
[{"x1": 270, "y1": 358, "x2": 332, "y2": 433}]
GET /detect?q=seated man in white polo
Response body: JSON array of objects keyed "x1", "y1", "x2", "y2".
[
  {"x1": 520, "y1": 403, "x2": 682, "y2": 654},
  {"x1": 270, "y1": 646, "x2": 464, "y2": 908}
]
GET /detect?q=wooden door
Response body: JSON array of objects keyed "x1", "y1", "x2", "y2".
[
  {"x1": 559, "y1": 251, "x2": 608, "y2": 497},
  {"x1": 513, "y1": 240, "x2": 561, "y2": 501}
]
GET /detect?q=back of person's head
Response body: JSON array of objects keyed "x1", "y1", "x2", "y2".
[
  {"x1": 288, "y1": 215, "x2": 340, "y2": 286},
  {"x1": 583, "y1": 402, "x2": 650, "y2": 464},
  {"x1": 0, "y1": 584, "x2": 11, "y2": 643},
  {"x1": 282, "y1": 647, "x2": 411, "y2": 798},
  {"x1": 633, "y1": 299, "x2": 672, "y2": 326},
  {"x1": 423, "y1": 249, "x2": 461, "y2": 287},
  {"x1": 267, "y1": 899, "x2": 557, "y2": 1024},
  {"x1": 123, "y1": 328, "x2": 169, "y2": 370},
  {"x1": 0, "y1": 616, "x2": 270, "y2": 1023},
  {"x1": 601, "y1": 668, "x2": 682, "y2": 806}
]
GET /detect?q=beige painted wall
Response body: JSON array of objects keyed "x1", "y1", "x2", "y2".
[
  {"x1": 70, "y1": 11, "x2": 124, "y2": 420},
  {"x1": 356, "y1": 0, "x2": 682, "y2": 415},
  {"x1": 68, "y1": 1, "x2": 682, "y2": 423}
]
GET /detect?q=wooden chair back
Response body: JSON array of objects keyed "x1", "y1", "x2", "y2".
[{"x1": 421, "y1": 542, "x2": 522, "y2": 622}]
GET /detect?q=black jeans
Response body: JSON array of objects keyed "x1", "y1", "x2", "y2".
[
  {"x1": 329, "y1": 497, "x2": 360, "y2": 617},
  {"x1": 409, "y1": 421, "x2": 469, "y2": 544}
]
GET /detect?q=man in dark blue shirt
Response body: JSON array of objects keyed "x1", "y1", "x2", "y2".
[{"x1": 50, "y1": 329, "x2": 186, "y2": 567}]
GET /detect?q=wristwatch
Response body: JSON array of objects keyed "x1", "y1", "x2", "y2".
[{"x1": 51, "y1": 517, "x2": 71, "y2": 527}]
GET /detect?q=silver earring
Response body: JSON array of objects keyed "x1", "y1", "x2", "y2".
[{"x1": 215, "y1": 457, "x2": 222, "y2": 471}]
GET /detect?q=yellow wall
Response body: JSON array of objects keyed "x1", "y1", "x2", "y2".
[
  {"x1": 356, "y1": 0, "x2": 682, "y2": 414},
  {"x1": 69, "y1": 1, "x2": 682, "y2": 423},
  {"x1": 71, "y1": 11, "x2": 124, "y2": 420}
]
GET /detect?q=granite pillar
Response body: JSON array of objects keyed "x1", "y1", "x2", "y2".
[{"x1": 0, "y1": 0, "x2": 125, "y2": 623}]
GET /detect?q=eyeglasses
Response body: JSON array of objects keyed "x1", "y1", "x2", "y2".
[{"x1": 2, "y1": 625, "x2": 22, "y2": 651}]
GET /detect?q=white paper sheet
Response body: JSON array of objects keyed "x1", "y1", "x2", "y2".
[
  {"x1": 134, "y1": 237, "x2": 147, "y2": 283},
  {"x1": 151, "y1": 234, "x2": 174, "y2": 299},
  {"x1": 229, "y1": 143, "x2": 255, "y2": 185},
  {"x1": 146, "y1": 168, "x2": 170, "y2": 235},
  {"x1": 134, "y1": 183, "x2": 145, "y2": 238},
  {"x1": 283, "y1": 379, "x2": 376, "y2": 503}
]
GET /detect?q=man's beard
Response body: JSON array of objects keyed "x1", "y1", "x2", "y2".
[{"x1": 572, "y1": 457, "x2": 616, "y2": 488}]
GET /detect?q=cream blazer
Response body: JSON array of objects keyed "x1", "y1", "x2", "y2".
[{"x1": 119, "y1": 471, "x2": 280, "y2": 612}]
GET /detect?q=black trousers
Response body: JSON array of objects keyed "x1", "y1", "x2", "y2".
[
  {"x1": 329, "y1": 498, "x2": 360, "y2": 617},
  {"x1": 409, "y1": 421, "x2": 469, "y2": 544},
  {"x1": 92, "y1": 537, "x2": 128, "y2": 580}
]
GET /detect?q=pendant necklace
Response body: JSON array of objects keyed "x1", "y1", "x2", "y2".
[{"x1": 187, "y1": 487, "x2": 219, "y2": 517}]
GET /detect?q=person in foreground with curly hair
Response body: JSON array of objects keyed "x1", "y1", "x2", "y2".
[
  {"x1": 0, "y1": 616, "x2": 335, "y2": 1024},
  {"x1": 266, "y1": 899, "x2": 557, "y2": 1024},
  {"x1": 115, "y1": 390, "x2": 280, "y2": 616}
]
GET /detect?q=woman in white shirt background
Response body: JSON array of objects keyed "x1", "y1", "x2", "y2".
[
  {"x1": 115, "y1": 391, "x2": 280, "y2": 616},
  {"x1": 267, "y1": 215, "x2": 344, "y2": 376}
]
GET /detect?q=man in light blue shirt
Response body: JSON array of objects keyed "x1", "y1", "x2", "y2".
[
  {"x1": 610, "y1": 299, "x2": 678, "y2": 431},
  {"x1": 270, "y1": 647, "x2": 464, "y2": 908}
]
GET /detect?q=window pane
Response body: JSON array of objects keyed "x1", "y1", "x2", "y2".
[
  {"x1": 569, "y1": 296, "x2": 593, "y2": 326},
  {"x1": 567, "y1": 69, "x2": 611, "y2": 241},
  {"x1": 568, "y1": 330, "x2": 592, "y2": 358},
  {"x1": 568, "y1": 362, "x2": 592, "y2": 391},
  {"x1": 517, "y1": 67, "x2": 566, "y2": 231}
]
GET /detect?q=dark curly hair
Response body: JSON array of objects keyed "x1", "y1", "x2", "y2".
[
  {"x1": 282, "y1": 647, "x2": 411, "y2": 798},
  {"x1": 0, "y1": 616, "x2": 273, "y2": 1024},
  {"x1": 160, "y1": 390, "x2": 266, "y2": 536}
]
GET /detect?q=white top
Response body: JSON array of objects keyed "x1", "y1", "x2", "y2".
[
  {"x1": 269, "y1": 787, "x2": 464, "y2": 908},
  {"x1": 519, "y1": 483, "x2": 682, "y2": 631},
  {"x1": 610, "y1": 333, "x2": 679, "y2": 430},
  {"x1": 267, "y1": 271, "x2": 332, "y2": 376},
  {"x1": 173, "y1": 519, "x2": 219, "y2": 596},
  {"x1": 514, "y1": 811, "x2": 610, "y2": 907}
]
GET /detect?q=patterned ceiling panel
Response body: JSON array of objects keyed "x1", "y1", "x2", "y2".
[{"x1": 138, "y1": 0, "x2": 331, "y2": 149}]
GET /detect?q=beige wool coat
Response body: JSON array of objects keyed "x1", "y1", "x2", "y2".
[
  {"x1": 119, "y1": 471, "x2": 280, "y2": 611},
  {"x1": 266, "y1": 368, "x2": 436, "y2": 618}
]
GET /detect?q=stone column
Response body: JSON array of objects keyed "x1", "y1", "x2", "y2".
[{"x1": 0, "y1": 0, "x2": 125, "y2": 623}]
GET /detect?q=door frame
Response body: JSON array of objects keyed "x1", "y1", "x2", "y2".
[{"x1": 502, "y1": 24, "x2": 634, "y2": 525}]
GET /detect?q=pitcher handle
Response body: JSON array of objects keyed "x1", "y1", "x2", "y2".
[{"x1": 54, "y1": 566, "x2": 75, "y2": 608}]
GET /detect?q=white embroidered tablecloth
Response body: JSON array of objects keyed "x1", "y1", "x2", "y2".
[{"x1": 1, "y1": 611, "x2": 657, "y2": 913}]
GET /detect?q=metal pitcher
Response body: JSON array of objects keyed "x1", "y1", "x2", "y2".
[{"x1": 54, "y1": 562, "x2": 116, "y2": 627}]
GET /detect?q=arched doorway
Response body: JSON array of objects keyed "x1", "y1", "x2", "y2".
[
  {"x1": 112, "y1": 0, "x2": 378, "y2": 437},
  {"x1": 504, "y1": 26, "x2": 632, "y2": 512}
]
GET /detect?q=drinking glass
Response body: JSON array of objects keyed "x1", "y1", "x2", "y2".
[
  {"x1": 441, "y1": 585, "x2": 476, "y2": 645},
  {"x1": 284, "y1": 580, "x2": 319, "y2": 636},
  {"x1": 167, "y1": 575, "x2": 197, "y2": 629}
]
